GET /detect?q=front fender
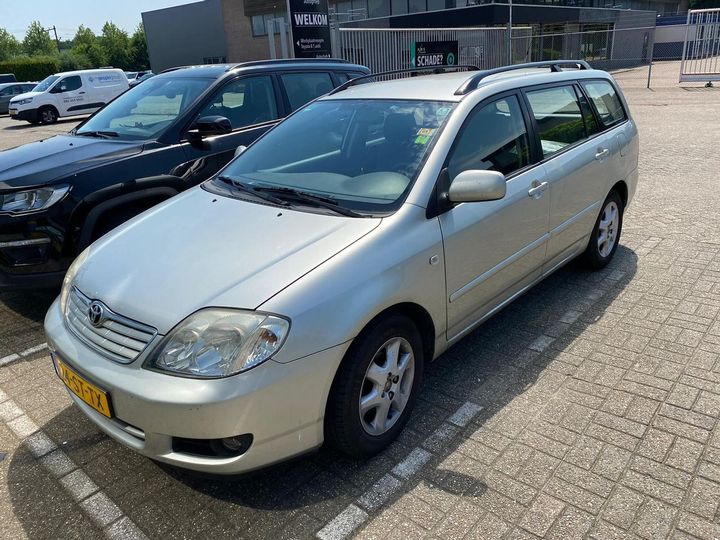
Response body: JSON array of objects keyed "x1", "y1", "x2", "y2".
[{"x1": 260, "y1": 204, "x2": 447, "y2": 364}]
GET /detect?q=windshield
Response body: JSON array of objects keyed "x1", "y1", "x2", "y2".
[
  {"x1": 33, "y1": 75, "x2": 59, "y2": 92},
  {"x1": 211, "y1": 99, "x2": 454, "y2": 215},
  {"x1": 76, "y1": 76, "x2": 214, "y2": 140}
]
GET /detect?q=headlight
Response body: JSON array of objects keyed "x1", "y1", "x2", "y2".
[
  {"x1": 14, "y1": 97, "x2": 33, "y2": 106},
  {"x1": 1, "y1": 185, "x2": 70, "y2": 214},
  {"x1": 146, "y1": 309, "x2": 290, "y2": 378},
  {"x1": 59, "y1": 247, "x2": 90, "y2": 314}
]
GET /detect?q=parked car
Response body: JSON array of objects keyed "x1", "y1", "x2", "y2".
[
  {"x1": 124, "y1": 71, "x2": 139, "y2": 82},
  {"x1": 8, "y1": 68, "x2": 129, "y2": 124},
  {"x1": 0, "y1": 82, "x2": 36, "y2": 114},
  {"x1": 0, "y1": 74, "x2": 16, "y2": 83},
  {"x1": 44, "y1": 61, "x2": 638, "y2": 474},
  {"x1": 129, "y1": 71, "x2": 155, "y2": 88},
  {"x1": 0, "y1": 59, "x2": 370, "y2": 288}
]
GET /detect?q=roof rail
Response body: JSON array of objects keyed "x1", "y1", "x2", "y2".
[
  {"x1": 454, "y1": 60, "x2": 591, "y2": 95},
  {"x1": 227, "y1": 58, "x2": 351, "y2": 71},
  {"x1": 328, "y1": 64, "x2": 479, "y2": 95}
]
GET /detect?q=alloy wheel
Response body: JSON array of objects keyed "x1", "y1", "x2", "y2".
[
  {"x1": 358, "y1": 337, "x2": 415, "y2": 436},
  {"x1": 597, "y1": 200, "x2": 619, "y2": 257}
]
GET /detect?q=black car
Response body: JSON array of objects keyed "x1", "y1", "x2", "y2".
[{"x1": 0, "y1": 59, "x2": 369, "y2": 288}]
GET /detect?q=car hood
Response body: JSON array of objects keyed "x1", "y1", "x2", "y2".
[
  {"x1": 9, "y1": 90, "x2": 42, "y2": 103},
  {"x1": 0, "y1": 135, "x2": 143, "y2": 189},
  {"x1": 74, "y1": 187, "x2": 381, "y2": 333}
]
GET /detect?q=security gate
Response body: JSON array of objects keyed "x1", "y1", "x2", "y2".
[
  {"x1": 336, "y1": 27, "x2": 532, "y2": 74},
  {"x1": 680, "y1": 8, "x2": 720, "y2": 84}
]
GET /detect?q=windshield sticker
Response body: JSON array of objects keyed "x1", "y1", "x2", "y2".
[
  {"x1": 415, "y1": 127, "x2": 435, "y2": 144},
  {"x1": 436, "y1": 107, "x2": 451, "y2": 119}
]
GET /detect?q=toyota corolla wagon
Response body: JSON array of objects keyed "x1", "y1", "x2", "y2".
[{"x1": 44, "y1": 61, "x2": 638, "y2": 474}]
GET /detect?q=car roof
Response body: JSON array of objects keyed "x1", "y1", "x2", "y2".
[
  {"x1": 155, "y1": 59, "x2": 370, "y2": 80},
  {"x1": 50, "y1": 68, "x2": 125, "y2": 77},
  {"x1": 0, "y1": 82, "x2": 34, "y2": 88},
  {"x1": 322, "y1": 67, "x2": 613, "y2": 103}
]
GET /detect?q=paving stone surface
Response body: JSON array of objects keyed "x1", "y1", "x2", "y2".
[{"x1": 1, "y1": 63, "x2": 720, "y2": 539}]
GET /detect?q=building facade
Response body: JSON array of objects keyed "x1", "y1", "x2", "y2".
[{"x1": 142, "y1": 0, "x2": 686, "y2": 71}]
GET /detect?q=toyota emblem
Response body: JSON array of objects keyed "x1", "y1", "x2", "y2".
[{"x1": 88, "y1": 301, "x2": 106, "y2": 328}]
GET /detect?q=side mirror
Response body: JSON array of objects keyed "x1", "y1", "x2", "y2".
[
  {"x1": 234, "y1": 145, "x2": 247, "y2": 158},
  {"x1": 447, "y1": 170, "x2": 506, "y2": 203},
  {"x1": 188, "y1": 115, "x2": 232, "y2": 140}
]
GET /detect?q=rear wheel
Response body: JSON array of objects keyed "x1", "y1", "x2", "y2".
[
  {"x1": 583, "y1": 190, "x2": 623, "y2": 269},
  {"x1": 326, "y1": 314, "x2": 423, "y2": 457},
  {"x1": 38, "y1": 106, "x2": 58, "y2": 125}
]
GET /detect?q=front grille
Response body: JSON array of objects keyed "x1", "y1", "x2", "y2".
[{"x1": 65, "y1": 287, "x2": 157, "y2": 363}]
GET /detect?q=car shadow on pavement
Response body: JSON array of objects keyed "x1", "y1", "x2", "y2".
[
  {"x1": 0, "y1": 288, "x2": 57, "y2": 321},
  {"x1": 1, "y1": 118, "x2": 80, "y2": 131},
  {"x1": 5, "y1": 246, "x2": 638, "y2": 538}
]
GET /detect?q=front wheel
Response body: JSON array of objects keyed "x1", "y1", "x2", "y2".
[
  {"x1": 326, "y1": 314, "x2": 424, "y2": 457},
  {"x1": 38, "y1": 106, "x2": 58, "y2": 125},
  {"x1": 583, "y1": 190, "x2": 624, "y2": 269}
]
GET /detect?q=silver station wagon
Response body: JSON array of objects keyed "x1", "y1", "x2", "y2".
[{"x1": 44, "y1": 60, "x2": 638, "y2": 474}]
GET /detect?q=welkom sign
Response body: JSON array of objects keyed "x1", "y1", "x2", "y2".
[{"x1": 287, "y1": 0, "x2": 332, "y2": 58}]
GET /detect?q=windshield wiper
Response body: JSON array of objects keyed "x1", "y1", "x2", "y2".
[
  {"x1": 75, "y1": 130, "x2": 119, "y2": 139},
  {"x1": 253, "y1": 186, "x2": 362, "y2": 217},
  {"x1": 217, "y1": 176, "x2": 289, "y2": 206}
]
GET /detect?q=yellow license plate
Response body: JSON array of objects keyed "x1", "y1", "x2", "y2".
[{"x1": 54, "y1": 356, "x2": 112, "y2": 418}]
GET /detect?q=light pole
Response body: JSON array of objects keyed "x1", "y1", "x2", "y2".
[{"x1": 507, "y1": 0, "x2": 513, "y2": 65}]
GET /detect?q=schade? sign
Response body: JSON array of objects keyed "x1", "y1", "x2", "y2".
[{"x1": 411, "y1": 41, "x2": 459, "y2": 68}]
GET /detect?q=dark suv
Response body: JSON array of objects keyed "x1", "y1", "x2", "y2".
[{"x1": 0, "y1": 59, "x2": 369, "y2": 288}]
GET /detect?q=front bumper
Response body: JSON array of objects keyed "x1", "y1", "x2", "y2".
[
  {"x1": 10, "y1": 108, "x2": 37, "y2": 122},
  {"x1": 44, "y1": 299, "x2": 347, "y2": 474}
]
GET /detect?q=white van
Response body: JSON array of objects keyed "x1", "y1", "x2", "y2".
[{"x1": 9, "y1": 68, "x2": 129, "y2": 124}]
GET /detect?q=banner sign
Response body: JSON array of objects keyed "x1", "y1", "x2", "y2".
[
  {"x1": 411, "y1": 41, "x2": 459, "y2": 68},
  {"x1": 288, "y1": 0, "x2": 332, "y2": 58}
]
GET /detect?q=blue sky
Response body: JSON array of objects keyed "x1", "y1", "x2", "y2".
[{"x1": 2, "y1": 0, "x2": 197, "y2": 39}]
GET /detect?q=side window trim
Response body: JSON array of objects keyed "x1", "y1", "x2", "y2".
[{"x1": 577, "y1": 78, "x2": 628, "y2": 131}]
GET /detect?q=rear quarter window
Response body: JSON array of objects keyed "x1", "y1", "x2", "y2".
[{"x1": 581, "y1": 80, "x2": 626, "y2": 128}]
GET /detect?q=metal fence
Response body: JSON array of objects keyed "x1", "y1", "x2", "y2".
[
  {"x1": 680, "y1": 8, "x2": 720, "y2": 84},
  {"x1": 336, "y1": 27, "x2": 532, "y2": 74},
  {"x1": 335, "y1": 25, "x2": 658, "y2": 86}
]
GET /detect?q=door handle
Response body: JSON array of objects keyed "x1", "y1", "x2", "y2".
[
  {"x1": 595, "y1": 148, "x2": 610, "y2": 160},
  {"x1": 528, "y1": 181, "x2": 548, "y2": 198}
]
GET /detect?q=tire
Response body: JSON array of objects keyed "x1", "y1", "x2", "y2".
[
  {"x1": 583, "y1": 189, "x2": 624, "y2": 270},
  {"x1": 38, "y1": 106, "x2": 58, "y2": 125},
  {"x1": 326, "y1": 314, "x2": 424, "y2": 458}
]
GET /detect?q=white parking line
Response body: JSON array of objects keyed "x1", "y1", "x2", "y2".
[
  {"x1": 316, "y1": 400, "x2": 483, "y2": 540},
  {"x1": 0, "y1": 389, "x2": 147, "y2": 539},
  {"x1": 0, "y1": 342, "x2": 48, "y2": 367}
]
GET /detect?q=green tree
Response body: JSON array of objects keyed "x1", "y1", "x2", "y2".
[
  {"x1": 129, "y1": 24, "x2": 149, "y2": 70},
  {"x1": 100, "y1": 22, "x2": 130, "y2": 70},
  {"x1": 23, "y1": 21, "x2": 56, "y2": 56},
  {"x1": 72, "y1": 25, "x2": 106, "y2": 67},
  {"x1": 0, "y1": 28, "x2": 21, "y2": 61}
]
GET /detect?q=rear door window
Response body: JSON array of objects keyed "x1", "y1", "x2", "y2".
[
  {"x1": 280, "y1": 72, "x2": 335, "y2": 112},
  {"x1": 581, "y1": 80, "x2": 626, "y2": 128},
  {"x1": 526, "y1": 85, "x2": 587, "y2": 158}
]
